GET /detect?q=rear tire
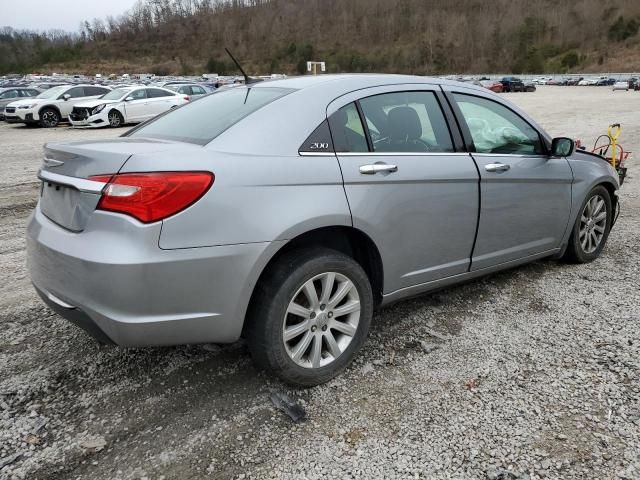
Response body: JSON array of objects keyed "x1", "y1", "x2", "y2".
[
  {"x1": 563, "y1": 185, "x2": 612, "y2": 263},
  {"x1": 246, "y1": 248, "x2": 373, "y2": 387},
  {"x1": 39, "y1": 108, "x2": 60, "y2": 128}
]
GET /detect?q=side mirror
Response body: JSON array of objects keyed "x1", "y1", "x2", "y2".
[
  {"x1": 551, "y1": 137, "x2": 575, "y2": 157},
  {"x1": 62, "y1": 94, "x2": 71, "y2": 101},
  {"x1": 124, "y1": 96, "x2": 134, "y2": 102}
]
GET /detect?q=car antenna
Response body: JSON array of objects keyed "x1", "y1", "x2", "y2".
[{"x1": 225, "y1": 48, "x2": 262, "y2": 85}]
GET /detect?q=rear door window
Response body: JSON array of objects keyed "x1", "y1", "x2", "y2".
[
  {"x1": 359, "y1": 91, "x2": 454, "y2": 153},
  {"x1": 86, "y1": 86, "x2": 110, "y2": 96},
  {"x1": 191, "y1": 86, "x2": 206, "y2": 95},
  {"x1": 147, "y1": 88, "x2": 173, "y2": 98},
  {"x1": 327, "y1": 103, "x2": 368, "y2": 152},
  {"x1": 64, "y1": 87, "x2": 85, "y2": 98},
  {"x1": 128, "y1": 87, "x2": 293, "y2": 145},
  {"x1": 130, "y1": 89, "x2": 147, "y2": 100}
]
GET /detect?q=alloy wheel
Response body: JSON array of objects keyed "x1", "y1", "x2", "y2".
[
  {"x1": 108, "y1": 112, "x2": 121, "y2": 127},
  {"x1": 579, "y1": 194, "x2": 607, "y2": 254},
  {"x1": 41, "y1": 110, "x2": 58, "y2": 127},
  {"x1": 283, "y1": 272, "x2": 360, "y2": 369}
]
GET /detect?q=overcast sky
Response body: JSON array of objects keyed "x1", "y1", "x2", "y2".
[{"x1": 1, "y1": 0, "x2": 139, "y2": 32}]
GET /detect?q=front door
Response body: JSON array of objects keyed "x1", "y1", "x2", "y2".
[
  {"x1": 447, "y1": 89, "x2": 573, "y2": 270},
  {"x1": 123, "y1": 88, "x2": 149, "y2": 122},
  {"x1": 328, "y1": 87, "x2": 479, "y2": 294}
]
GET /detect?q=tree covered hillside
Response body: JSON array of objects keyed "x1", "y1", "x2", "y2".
[{"x1": 1, "y1": 0, "x2": 640, "y2": 75}]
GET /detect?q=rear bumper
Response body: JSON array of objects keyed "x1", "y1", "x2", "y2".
[{"x1": 27, "y1": 205, "x2": 278, "y2": 346}]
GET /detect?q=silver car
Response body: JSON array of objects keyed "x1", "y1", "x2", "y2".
[{"x1": 27, "y1": 75, "x2": 619, "y2": 386}]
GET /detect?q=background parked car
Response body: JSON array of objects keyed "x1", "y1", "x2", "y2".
[
  {"x1": 0, "y1": 87, "x2": 40, "y2": 120},
  {"x1": 4, "y1": 84, "x2": 111, "y2": 127},
  {"x1": 166, "y1": 83, "x2": 213, "y2": 98},
  {"x1": 479, "y1": 80, "x2": 504, "y2": 93},
  {"x1": 500, "y1": 76, "x2": 525, "y2": 92},
  {"x1": 524, "y1": 82, "x2": 537, "y2": 92},
  {"x1": 612, "y1": 81, "x2": 629, "y2": 91},
  {"x1": 69, "y1": 86, "x2": 189, "y2": 128}
]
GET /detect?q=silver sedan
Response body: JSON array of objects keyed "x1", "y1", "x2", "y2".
[{"x1": 27, "y1": 75, "x2": 619, "y2": 386}]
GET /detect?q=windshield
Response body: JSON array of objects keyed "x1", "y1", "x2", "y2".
[
  {"x1": 36, "y1": 86, "x2": 68, "y2": 99},
  {"x1": 101, "y1": 88, "x2": 133, "y2": 101},
  {"x1": 128, "y1": 87, "x2": 293, "y2": 145}
]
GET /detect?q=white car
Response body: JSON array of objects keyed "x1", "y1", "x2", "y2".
[
  {"x1": 4, "y1": 84, "x2": 111, "y2": 127},
  {"x1": 69, "y1": 86, "x2": 189, "y2": 128},
  {"x1": 612, "y1": 81, "x2": 629, "y2": 91}
]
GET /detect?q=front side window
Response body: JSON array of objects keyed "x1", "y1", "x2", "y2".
[
  {"x1": 192, "y1": 86, "x2": 206, "y2": 95},
  {"x1": 36, "y1": 85, "x2": 67, "y2": 99},
  {"x1": 453, "y1": 93, "x2": 544, "y2": 155},
  {"x1": 20, "y1": 89, "x2": 39, "y2": 97},
  {"x1": 129, "y1": 89, "x2": 147, "y2": 100},
  {"x1": 328, "y1": 103, "x2": 368, "y2": 152},
  {"x1": 359, "y1": 91, "x2": 454, "y2": 153},
  {"x1": 128, "y1": 86, "x2": 293, "y2": 145}
]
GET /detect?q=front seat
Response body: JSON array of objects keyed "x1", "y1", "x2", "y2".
[{"x1": 379, "y1": 107, "x2": 428, "y2": 152}]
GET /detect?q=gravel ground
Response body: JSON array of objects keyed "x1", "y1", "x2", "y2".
[{"x1": 0, "y1": 86, "x2": 639, "y2": 480}]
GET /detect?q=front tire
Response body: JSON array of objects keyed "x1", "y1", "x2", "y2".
[
  {"x1": 564, "y1": 185, "x2": 612, "y2": 263},
  {"x1": 39, "y1": 108, "x2": 60, "y2": 128},
  {"x1": 246, "y1": 248, "x2": 373, "y2": 387},
  {"x1": 108, "y1": 110, "x2": 124, "y2": 128}
]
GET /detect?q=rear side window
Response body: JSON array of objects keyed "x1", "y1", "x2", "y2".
[
  {"x1": 453, "y1": 93, "x2": 544, "y2": 155},
  {"x1": 192, "y1": 86, "x2": 206, "y2": 95},
  {"x1": 64, "y1": 87, "x2": 85, "y2": 98},
  {"x1": 328, "y1": 103, "x2": 368, "y2": 152},
  {"x1": 86, "y1": 86, "x2": 110, "y2": 96},
  {"x1": 359, "y1": 91, "x2": 454, "y2": 153},
  {"x1": 128, "y1": 87, "x2": 293, "y2": 145}
]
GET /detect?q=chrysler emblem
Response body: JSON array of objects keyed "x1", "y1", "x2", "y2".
[{"x1": 43, "y1": 158, "x2": 64, "y2": 168}]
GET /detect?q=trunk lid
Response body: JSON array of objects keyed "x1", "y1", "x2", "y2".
[{"x1": 39, "y1": 138, "x2": 192, "y2": 232}]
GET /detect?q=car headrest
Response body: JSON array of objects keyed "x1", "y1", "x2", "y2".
[
  {"x1": 387, "y1": 107, "x2": 422, "y2": 141},
  {"x1": 335, "y1": 108, "x2": 349, "y2": 127}
]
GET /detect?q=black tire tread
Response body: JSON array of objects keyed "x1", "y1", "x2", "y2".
[
  {"x1": 563, "y1": 185, "x2": 612, "y2": 264},
  {"x1": 245, "y1": 247, "x2": 373, "y2": 387}
]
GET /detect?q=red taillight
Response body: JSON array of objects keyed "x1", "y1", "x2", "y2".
[
  {"x1": 183, "y1": 95, "x2": 190, "y2": 101},
  {"x1": 89, "y1": 172, "x2": 214, "y2": 223}
]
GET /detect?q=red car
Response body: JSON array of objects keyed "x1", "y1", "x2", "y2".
[{"x1": 479, "y1": 80, "x2": 504, "y2": 93}]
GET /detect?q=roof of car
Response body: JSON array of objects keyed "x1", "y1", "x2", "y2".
[{"x1": 252, "y1": 73, "x2": 487, "y2": 97}]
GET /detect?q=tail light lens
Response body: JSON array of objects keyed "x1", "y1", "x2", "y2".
[
  {"x1": 183, "y1": 95, "x2": 190, "y2": 101},
  {"x1": 89, "y1": 172, "x2": 214, "y2": 223}
]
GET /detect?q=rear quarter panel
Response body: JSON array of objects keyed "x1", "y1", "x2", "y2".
[{"x1": 119, "y1": 149, "x2": 351, "y2": 249}]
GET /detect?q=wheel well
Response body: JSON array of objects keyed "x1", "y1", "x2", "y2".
[
  {"x1": 600, "y1": 181, "x2": 618, "y2": 210},
  {"x1": 246, "y1": 227, "x2": 384, "y2": 330},
  {"x1": 39, "y1": 105, "x2": 61, "y2": 117}
]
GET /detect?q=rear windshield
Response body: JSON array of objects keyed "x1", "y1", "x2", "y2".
[{"x1": 127, "y1": 86, "x2": 293, "y2": 145}]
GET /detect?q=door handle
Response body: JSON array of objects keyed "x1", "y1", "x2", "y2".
[
  {"x1": 485, "y1": 162, "x2": 510, "y2": 172},
  {"x1": 359, "y1": 164, "x2": 398, "y2": 175}
]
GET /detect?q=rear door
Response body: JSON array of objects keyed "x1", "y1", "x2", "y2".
[
  {"x1": 328, "y1": 86, "x2": 479, "y2": 293},
  {"x1": 445, "y1": 87, "x2": 573, "y2": 270},
  {"x1": 146, "y1": 88, "x2": 176, "y2": 116}
]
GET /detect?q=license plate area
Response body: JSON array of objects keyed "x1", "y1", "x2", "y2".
[{"x1": 40, "y1": 181, "x2": 97, "y2": 232}]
